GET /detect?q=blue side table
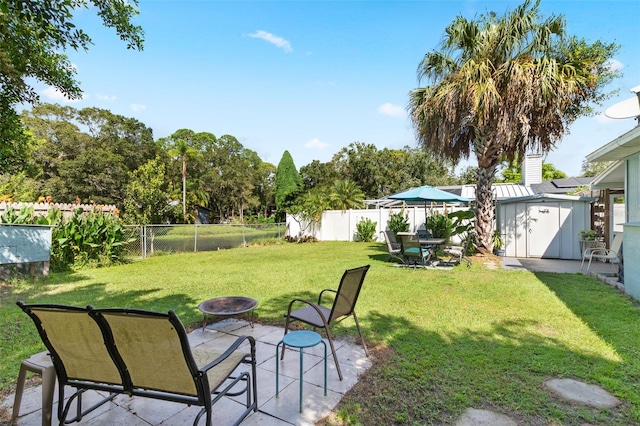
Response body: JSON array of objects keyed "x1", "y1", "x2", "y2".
[{"x1": 276, "y1": 330, "x2": 327, "y2": 413}]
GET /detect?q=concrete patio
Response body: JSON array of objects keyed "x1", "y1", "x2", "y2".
[
  {"x1": 501, "y1": 257, "x2": 623, "y2": 290},
  {"x1": 2, "y1": 319, "x2": 372, "y2": 426}
]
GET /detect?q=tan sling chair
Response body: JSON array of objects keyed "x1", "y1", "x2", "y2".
[{"x1": 17, "y1": 302, "x2": 257, "y2": 426}]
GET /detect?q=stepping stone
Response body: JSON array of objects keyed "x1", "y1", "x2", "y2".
[
  {"x1": 544, "y1": 378, "x2": 621, "y2": 408},
  {"x1": 455, "y1": 408, "x2": 517, "y2": 426}
]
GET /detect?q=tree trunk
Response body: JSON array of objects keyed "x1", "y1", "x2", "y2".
[
  {"x1": 182, "y1": 155, "x2": 187, "y2": 221},
  {"x1": 475, "y1": 164, "x2": 497, "y2": 254}
]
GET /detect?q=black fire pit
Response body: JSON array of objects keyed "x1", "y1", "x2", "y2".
[{"x1": 197, "y1": 296, "x2": 259, "y2": 330}]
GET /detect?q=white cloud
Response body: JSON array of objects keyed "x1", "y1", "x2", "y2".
[
  {"x1": 96, "y1": 94, "x2": 117, "y2": 101},
  {"x1": 41, "y1": 86, "x2": 83, "y2": 103},
  {"x1": 305, "y1": 137, "x2": 329, "y2": 150},
  {"x1": 248, "y1": 30, "x2": 292, "y2": 53},
  {"x1": 130, "y1": 103, "x2": 147, "y2": 112},
  {"x1": 377, "y1": 102, "x2": 405, "y2": 117},
  {"x1": 605, "y1": 58, "x2": 624, "y2": 72}
]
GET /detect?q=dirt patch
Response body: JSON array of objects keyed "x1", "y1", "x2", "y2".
[{"x1": 316, "y1": 343, "x2": 395, "y2": 425}]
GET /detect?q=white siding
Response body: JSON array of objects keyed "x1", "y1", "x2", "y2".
[
  {"x1": 623, "y1": 223, "x2": 640, "y2": 300},
  {"x1": 627, "y1": 154, "x2": 640, "y2": 222},
  {"x1": 522, "y1": 155, "x2": 543, "y2": 186}
]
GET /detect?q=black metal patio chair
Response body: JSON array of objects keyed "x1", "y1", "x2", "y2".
[{"x1": 282, "y1": 265, "x2": 370, "y2": 381}]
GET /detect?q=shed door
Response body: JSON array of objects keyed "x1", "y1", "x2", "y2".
[{"x1": 527, "y1": 203, "x2": 560, "y2": 258}]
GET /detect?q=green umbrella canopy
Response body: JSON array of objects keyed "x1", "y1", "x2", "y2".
[
  {"x1": 388, "y1": 185, "x2": 469, "y2": 203},
  {"x1": 388, "y1": 186, "x2": 470, "y2": 234}
]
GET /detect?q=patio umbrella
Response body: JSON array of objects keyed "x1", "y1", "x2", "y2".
[
  {"x1": 387, "y1": 185, "x2": 470, "y2": 226},
  {"x1": 387, "y1": 185, "x2": 469, "y2": 204}
]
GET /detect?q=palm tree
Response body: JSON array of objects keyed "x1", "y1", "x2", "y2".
[
  {"x1": 409, "y1": 0, "x2": 618, "y2": 253},
  {"x1": 168, "y1": 138, "x2": 190, "y2": 221},
  {"x1": 163, "y1": 134, "x2": 200, "y2": 222},
  {"x1": 330, "y1": 179, "x2": 365, "y2": 211}
]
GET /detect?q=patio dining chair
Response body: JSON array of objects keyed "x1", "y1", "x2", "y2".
[
  {"x1": 282, "y1": 265, "x2": 370, "y2": 381},
  {"x1": 442, "y1": 232, "x2": 474, "y2": 267},
  {"x1": 397, "y1": 232, "x2": 431, "y2": 268},
  {"x1": 380, "y1": 230, "x2": 403, "y2": 263}
]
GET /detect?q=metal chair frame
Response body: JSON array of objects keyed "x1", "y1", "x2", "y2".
[
  {"x1": 17, "y1": 302, "x2": 257, "y2": 426},
  {"x1": 581, "y1": 233, "x2": 623, "y2": 273},
  {"x1": 380, "y1": 230, "x2": 404, "y2": 263},
  {"x1": 397, "y1": 232, "x2": 432, "y2": 268},
  {"x1": 442, "y1": 232, "x2": 474, "y2": 267},
  {"x1": 282, "y1": 265, "x2": 370, "y2": 381}
]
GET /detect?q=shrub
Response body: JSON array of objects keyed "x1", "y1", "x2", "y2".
[
  {"x1": 426, "y1": 210, "x2": 453, "y2": 242},
  {"x1": 387, "y1": 210, "x2": 410, "y2": 236},
  {"x1": 284, "y1": 235, "x2": 317, "y2": 243},
  {"x1": 578, "y1": 229, "x2": 597, "y2": 241},
  {"x1": 246, "y1": 213, "x2": 276, "y2": 224},
  {"x1": 356, "y1": 218, "x2": 377, "y2": 242},
  {"x1": 0, "y1": 205, "x2": 132, "y2": 270},
  {"x1": 51, "y1": 208, "x2": 133, "y2": 270},
  {"x1": 447, "y1": 209, "x2": 476, "y2": 254}
]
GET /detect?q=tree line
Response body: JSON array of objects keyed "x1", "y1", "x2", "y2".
[
  {"x1": 1, "y1": 102, "x2": 469, "y2": 224},
  {"x1": 0, "y1": 100, "x2": 598, "y2": 226}
]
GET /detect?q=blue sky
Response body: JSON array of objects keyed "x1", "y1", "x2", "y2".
[{"x1": 36, "y1": 0, "x2": 639, "y2": 177}]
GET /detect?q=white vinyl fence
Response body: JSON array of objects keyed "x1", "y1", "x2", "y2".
[{"x1": 287, "y1": 206, "x2": 470, "y2": 242}]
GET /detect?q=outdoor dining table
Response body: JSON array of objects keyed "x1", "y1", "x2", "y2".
[{"x1": 419, "y1": 238, "x2": 446, "y2": 251}]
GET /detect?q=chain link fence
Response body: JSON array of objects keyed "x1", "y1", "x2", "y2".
[{"x1": 123, "y1": 223, "x2": 285, "y2": 259}]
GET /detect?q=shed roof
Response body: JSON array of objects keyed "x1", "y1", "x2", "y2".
[
  {"x1": 459, "y1": 183, "x2": 535, "y2": 200},
  {"x1": 366, "y1": 179, "x2": 604, "y2": 208}
]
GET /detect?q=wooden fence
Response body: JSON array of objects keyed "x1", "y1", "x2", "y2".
[{"x1": 0, "y1": 202, "x2": 118, "y2": 219}]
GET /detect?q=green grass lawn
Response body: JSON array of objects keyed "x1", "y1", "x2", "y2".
[{"x1": 2, "y1": 241, "x2": 640, "y2": 425}]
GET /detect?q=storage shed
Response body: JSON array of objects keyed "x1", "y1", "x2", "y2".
[
  {"x1": 497, "y1": 194, "x2": 595, "y2": 260},
  {"x1": 0, "y1": 224, "x2": 52, "y2": 278}
]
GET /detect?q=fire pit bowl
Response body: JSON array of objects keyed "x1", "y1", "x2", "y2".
[{"x1": 197, "y1": 296, "x2": 259, "y2": 330}]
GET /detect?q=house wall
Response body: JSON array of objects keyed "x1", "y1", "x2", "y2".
[
  {"x1": 627, "y1": 154, "x2": 640, "y2": 222},
  {"x1": 624, "y1": 154, "x2": 640, "y2": 299},
  {"x1": 623, "y1": 223, "x2": 640, "y2": 300},
  {"x1": 498, "y1": 199, "x2": 591, "y2": 260}
]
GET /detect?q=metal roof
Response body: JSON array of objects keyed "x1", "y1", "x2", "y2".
[
  {"x1": 460, "y1": 183, "x2": 535, "y2": 200},
  {"x1": 497, "y1": 193, "x2": 596, "y2": 205},
  {"x1": 365, "y1": 183, "x2": 535, "y2": 207}
]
